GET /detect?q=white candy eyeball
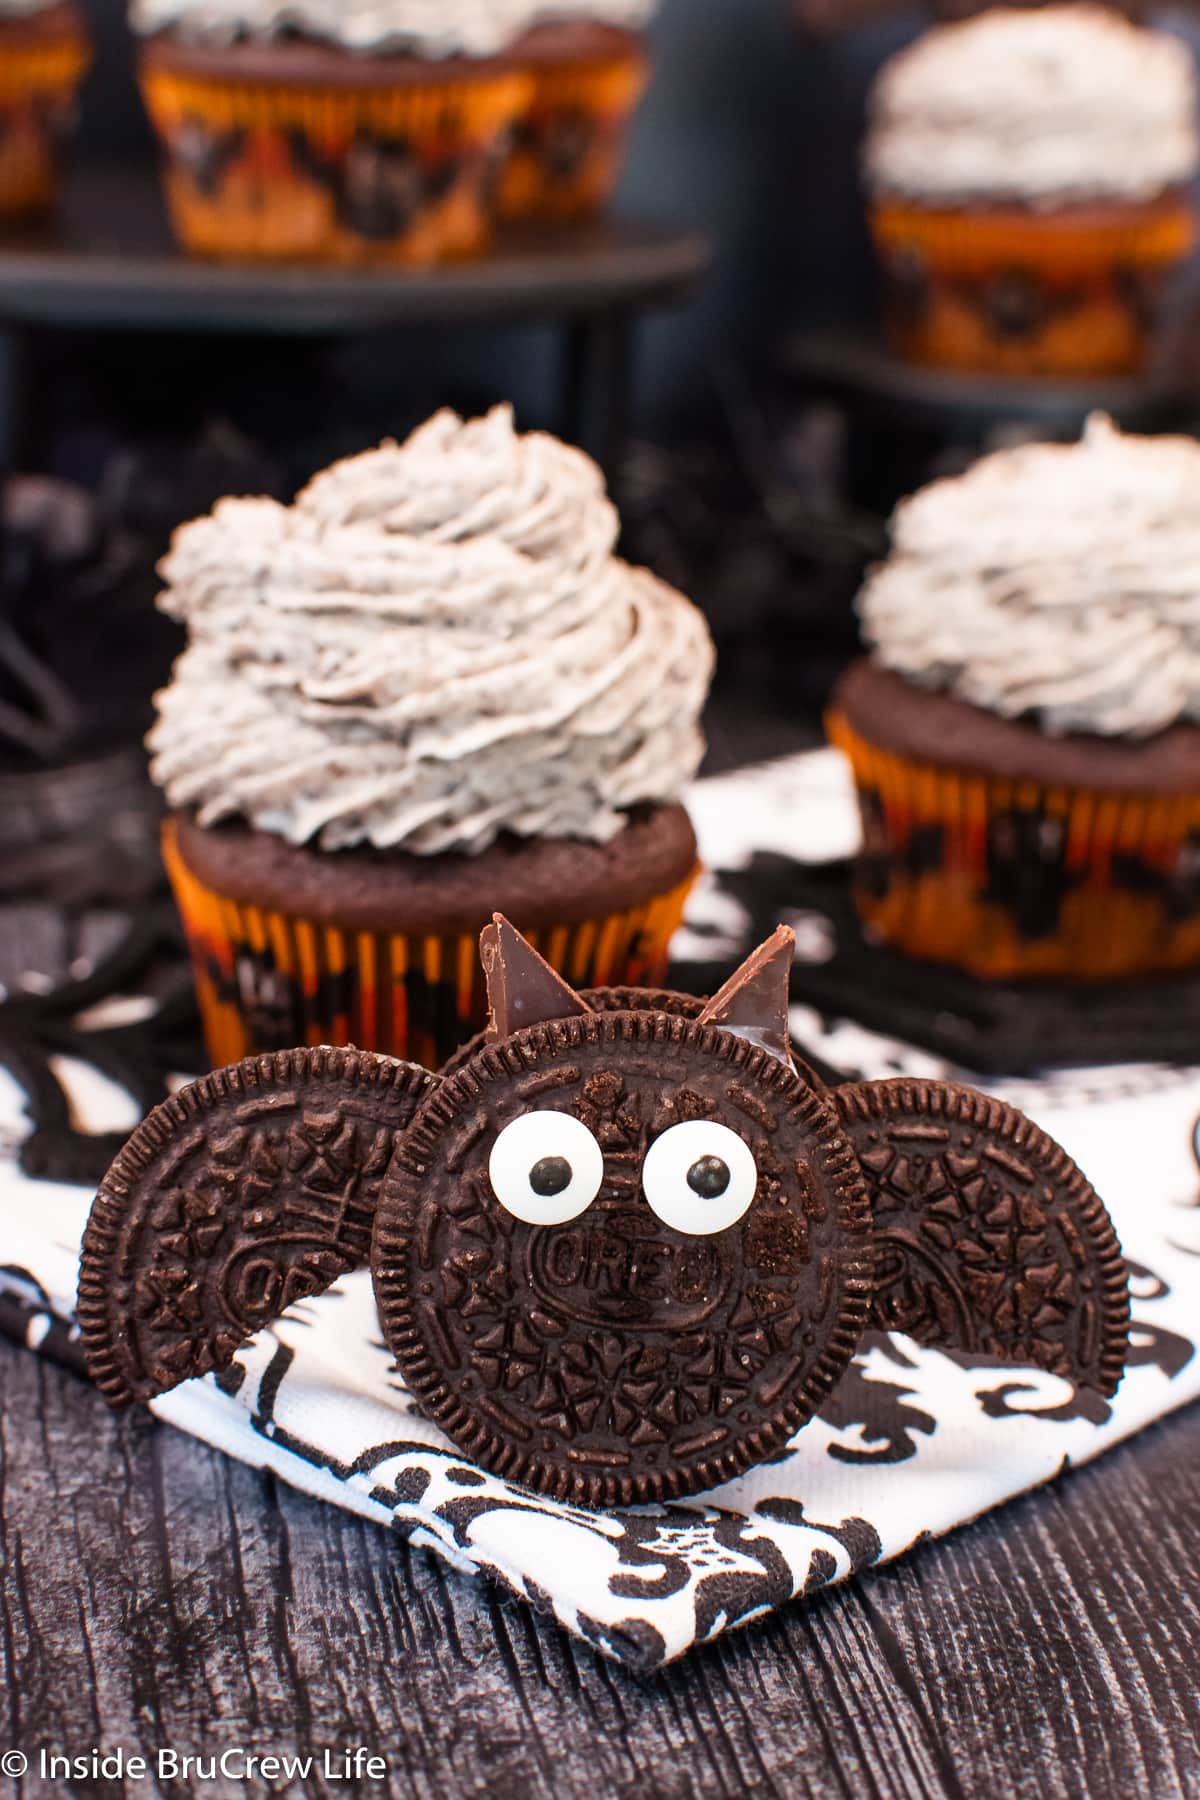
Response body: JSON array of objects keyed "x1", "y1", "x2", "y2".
[
  {"x1": 488, "y1": 1110, "x2": 604, "y2": 1227},
  {"x1": 641, "y1": 1120, "x2": 758, "y2": 1236}
]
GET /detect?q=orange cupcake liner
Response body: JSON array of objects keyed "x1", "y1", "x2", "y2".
[
  {"x1": 868, "y1": 195, "x2": 1195, "y2": 375},
  {"x1": 138, "y1": 60, "x2": 531, "y2": 263},
  {"x1": 498, "y1": 47, "x2": 648, "y2": 221},
  {"x1": 163, "y1": 820, "x2": 700, "y2": 1071},
  {"x1": 827, "y1": 710, "x2": 1200, "y2": 983},
  {"x1": 870, "y1": 197, "x2": 1196, "y2": 275},
  {"x1": 0, "y1": 34, "x2": 89, "y2": 217}
]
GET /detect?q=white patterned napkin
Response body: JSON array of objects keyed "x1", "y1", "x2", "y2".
[{"x1": 2, "y1": 751, "x2": 1198, "y2": 1671}]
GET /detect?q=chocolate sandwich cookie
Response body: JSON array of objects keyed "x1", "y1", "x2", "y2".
[
  {"x1": 78, "y1": 1045, "x2": 436, "y2": 1408},
  {"x1": 374, "y1": 1010, "x2": 875, "y2": 1509},
  {"x1": 832, "y1": 1078, "x2": 1130, "y2": 1396},
  {"x1": 80, "y1": 917, "x2": 1132, "y2": 1509}
]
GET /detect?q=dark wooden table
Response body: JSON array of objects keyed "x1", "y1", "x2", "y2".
[{"x1": 1, "y1": 1340, "x2": 1197, "y2": 1798}]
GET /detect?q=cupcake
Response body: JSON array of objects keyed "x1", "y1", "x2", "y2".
[
  {"x1": 498, "y1": 0, "x2": 653, "y2": 223},
  {"x1": 149, "y1": 405, "x2": 714, "y2": 1069},
  {"x1": 127, "y1": 0, "x2": 533, "y2": 263},
  {"x1": 826, "y1": 416, "x2": 1200, "y2": 983},
  {"x1": 0, "y1": 1, "x2": 89, "y2": 219},
  {"x1": 862, "y1": 6, "x2": 1200, "y2": 375}
]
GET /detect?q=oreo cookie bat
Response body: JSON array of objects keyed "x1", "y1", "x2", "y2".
[{"x1": 78, "y1": 919, "x2": 1130, "y2": 1507}]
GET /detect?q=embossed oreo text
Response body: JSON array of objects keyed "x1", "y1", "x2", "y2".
[{"x1": 527, "y1": 1204, "x2": 730, "y2": 1327}]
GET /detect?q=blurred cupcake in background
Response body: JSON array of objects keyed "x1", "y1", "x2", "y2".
[
  {"x1": 863, "y1": 6, "x2": 1200, "y2": 375},
  {"x1": 149, "y1": 404, "x2": 714, "y2": 1070},
  {"x1": 827, "y1": 416, "x2": 1200, "y2": 982},
  {"x1": 127, "y1": 0, "x2": 533, "y2": 263},
  {"x1": 500, "y1": 0, "x2": 655, "y2": 222},
  {"x1": 0, "y1": 1, "x2": 89, "y2": 219}
]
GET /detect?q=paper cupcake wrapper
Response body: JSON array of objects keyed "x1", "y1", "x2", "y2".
[
  {"x1": 498, "y1": 46, "x2": 647, "y2": 221},
  {"x1": 869, "y1": 198, "x2": 1195, "y2": 276},
  {"x1": 827, "y1": 710, "x2": 1200, "y2": 982},
  {"x1": 163, "y1": 820, "x2": 699, "y2": 1071},
  {"x1": 0, "y1": 33, "x2": 89, "y2": 216},
  {"x1": 868, "y1": 196, "x2": 1195, "y2": 375},
  {"x1": 139, "y1": 59, "x2": 530, "y2": 262}
]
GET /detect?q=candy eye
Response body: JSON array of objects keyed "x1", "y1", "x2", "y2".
[
  {"x1": 641, "y1": 1120, "x2": 758, "y2": 1236},
  {"x1": 488, "y1": 1111, "x2": 604, "y2": 1226}
]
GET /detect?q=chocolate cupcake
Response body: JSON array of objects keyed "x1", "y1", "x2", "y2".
[
  {"x1": 863, "y1": 6, "x2": 1199, "y2": 375},
  {"x1": 499, "y1": 0, "x2": 654, "y2": 222},
  {"x1": 150, "y1": 405, "x2": 715, "y2": 1067},
  {"x1": 827, "y1": 416, "x2": 1200, "y2": 982},
  {"x1": 0, "y1": 1, "x2": 89, "y2": 219},
  {"x1": 127, "y1": 0, "x2": 533, "y2": 262}
]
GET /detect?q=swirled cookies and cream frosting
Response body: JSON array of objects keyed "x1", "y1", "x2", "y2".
[
  {"x1": 128, "y1": 0, "x2": 654, "y2": 52},
  {"x1": 857, "y1": 416, "x2": 1200, "y2": 742},
  {"x1": 148, "y1": 407, "x2": 714, "y2": 856},
  {"x1": 129, "y1": 0, "x2": 526, "y2": 53},
  {"x1": 864, "y1": 5, "x2": 1200, "y2": 207}
]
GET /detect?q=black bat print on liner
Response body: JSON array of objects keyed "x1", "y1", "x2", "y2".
[{"x1": 78, "y1": 919, "x2": 1130, "y2": 1507}]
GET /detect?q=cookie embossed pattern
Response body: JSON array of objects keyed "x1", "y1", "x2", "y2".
[
  {"x1": 78, "y1": 1047, "x2": 437, "y2": 1409},
  {"x1": 2, "y1": 750, "x2": 1199, "y2": 1669}
]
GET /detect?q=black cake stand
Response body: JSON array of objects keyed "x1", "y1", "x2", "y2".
[
  {"x1": 781, "y1": 322, "x2": 1200, "y2": 438},
  {"x1": 0, "y1": 161, "x2": 711, "y2": 477},
  {"x1": 780, "y1": 320, "x2": 1200, "y2": 510}
]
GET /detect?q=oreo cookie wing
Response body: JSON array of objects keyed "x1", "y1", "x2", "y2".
[
  {"x1": 371, "y1": 920, "x2": 875, "y2": 1507},
  {"x1": 78, "y1": 1046, "x2": 437, "y2": 1408},
  {"x1": 833, "y1": 1078, "x2": 1130, "y2": 1396}
]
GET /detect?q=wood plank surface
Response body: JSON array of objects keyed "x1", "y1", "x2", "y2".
[{"x1": 1, "y1": 1339, "x2": 1197, "y2": 1800}]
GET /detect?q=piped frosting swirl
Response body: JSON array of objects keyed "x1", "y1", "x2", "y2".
[
  {"x1": 864, "y1": 5, "x2": 1200, "y2": 206},
  {"x1": 857, "y1": 415, "x2": 1200, "y2": 741},
  {"x1": 129, "y1": 0, "x2": 524, "y2": 55},
  {"x1": 148, "y1": 406, "x2": 714, "y2": 854}
]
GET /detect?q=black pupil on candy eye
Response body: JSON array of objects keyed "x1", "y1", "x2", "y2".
[
  {"x1": 687, "y1": 1156, "x2": 731, "y2": 1199},
  {"x1": 530, "y1": 1155, "x2": 572, "y2": 1197}
]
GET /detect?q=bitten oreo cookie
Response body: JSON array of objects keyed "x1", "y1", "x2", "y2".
[
  {"x1": 832, "y1": 1078, "x2": 1130, "y2": 1396},
  {"x1": 373, "y1": 1011, "x2": 875, "y2": 1509},
  {"x1": 78, "y1": 1046, "x2": 436, "y2": 1408}
]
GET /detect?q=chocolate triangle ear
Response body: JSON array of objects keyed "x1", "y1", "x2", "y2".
[
  {"x1": 481, "y1": 915, "x2": 592, "y2": 1040},
  {"x1": 77, "y1": 1047, "x2": 438, "y2": 1409},
  {"x1": 698, "y1": 926, "x2": 795, "y2": 1068},
  {"x1": 833, "y1": 1079, "x2": 1130, "y2": 1397}
]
